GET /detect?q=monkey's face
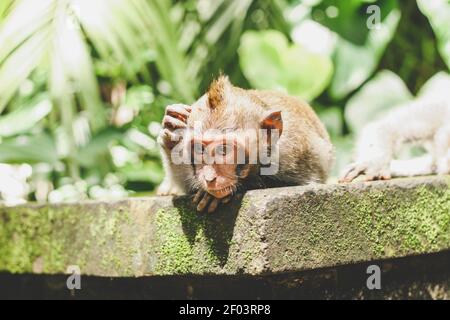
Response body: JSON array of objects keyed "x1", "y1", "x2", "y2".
[{"x1": 190, "y1": 134, "x2": 251, "y2": 199}]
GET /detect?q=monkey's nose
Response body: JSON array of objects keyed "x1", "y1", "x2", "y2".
[{"x1": 203, "y1": 166, "x2": 217, "y2": 182}]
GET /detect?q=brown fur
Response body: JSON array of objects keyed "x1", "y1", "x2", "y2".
[
  {"x1": 159, "y1": 76, "x2": 335, "y2": 204},
  {"x1": 187, "y1": 76, "x2": 334, "y2": 187},
  {"x1": 207, "y1": 75, "x2": 228, "y2": 110}
]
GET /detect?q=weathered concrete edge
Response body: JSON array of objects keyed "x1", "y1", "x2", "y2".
[
  {"x1": 0, "y1": 176, "x2": 448, "y2": 277},
  {"x1": 260, "y1": 175, "x2": 450, "y2": 274}
]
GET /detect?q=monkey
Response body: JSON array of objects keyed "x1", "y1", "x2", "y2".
[
  {"x1": 340, "y1": 97, "x2": 450, "y2": 183},
  {"x1": 157, "y1": 75, "x2": 334, "y2": 213}
]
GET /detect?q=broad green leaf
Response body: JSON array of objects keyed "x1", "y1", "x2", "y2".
[
  {"x1": 329, "y1": 1, "x2": 400, "y2": 99},
  {"x1": 0, "y1": 94, "x2": 52, "y2": 137},
  {"x1": 0, "y1": 133, "x2": 58, "y2": 164},
  {"x1": 418, "y1": 0, "x2": 450, "y2": 70},
  {"x1": 239, "y1": 30, "x2": 333, "y2": 100},
  {"x1": 311, "y1": 0, "x2": 373, "y2": 45},
  {"x1": 344, "y1": 70, "x2": 413, "y2": 134}
]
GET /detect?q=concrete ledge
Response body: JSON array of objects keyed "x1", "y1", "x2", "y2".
[{"x1": 0, "y1": 176, "x2": 449, "y2": 277}]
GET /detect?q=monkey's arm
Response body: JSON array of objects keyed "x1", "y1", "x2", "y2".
[
  {"x1": 157, "y1": 104, "x2": 192, "y2": 196},
  {"x1": 340, "y1": 98, "x2": 450, "y2": 182},
  {"x1": 390, "y1": 155, "x2": 435, "y2": 177}
]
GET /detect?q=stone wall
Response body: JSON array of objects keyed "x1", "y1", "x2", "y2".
[{"x1": 0, "y1": 176, "x2": 449, "y2": 299}]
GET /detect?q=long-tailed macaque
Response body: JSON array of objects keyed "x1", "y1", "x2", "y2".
[
  {"x1": 158, "y1": 76, "x2": 334, "y2": 213},
  {"x1": 340, "y1": 98, "x2": 450, "y2": 183}
]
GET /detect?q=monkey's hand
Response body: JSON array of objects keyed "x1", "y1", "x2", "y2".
[
  {"x1": 192, "y1": 190, "x2": 240, "y2": 214},
  {"x1": 157, "y1": 177, "x2": 185, "y2": 196},
  {"x1": 339, "y1": 161, "x2": 391, "y2": 183},
  {"x1": 158, "y1": 104, "x2": 192, "y2": 150}
]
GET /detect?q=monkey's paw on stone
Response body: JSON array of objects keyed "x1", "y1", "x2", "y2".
[
  {"x1": 339, "y1": 162, "x2": 391, "y2": 183},
  {"x1": 436, "y1": 156, "x2": 450, "y2": 175},
  {"x1": 192, "y1": 190, "x2": 240, "y2": 214},
  {"x1": 156, "y1": 180, "x2": 185, "y2": 196}
]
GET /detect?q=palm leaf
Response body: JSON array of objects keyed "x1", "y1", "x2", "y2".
[
  {"x1": 0, "y1": 0, "x2": 164, "y2": 125},
  {"x1": 0, "y1": 94, "x2": 52, "y2": 137},
  {"x1": 0, "y1": 0, "x2": 176, "y2": 177},
  {"x1": 0, "y1": 133, "x2": 58, "y2": 164},
  {"x1": 186, "y1": 0, "x2": 254, "y2": 83},
  {"x1": 135, "y1": 0, "x2": 197, "y2": 102},
  {"x1": 0, "y1": 0, "x2": 15, "y2": 20}
]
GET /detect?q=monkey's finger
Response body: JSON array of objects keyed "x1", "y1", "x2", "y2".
[
  {"x1": 168, "y1": 103, "x2": 192, "y2": 112},
  {"x1": 163, "y1": 115, "x2": 187, "y2": 130},
  {"x1": 340, "y1": 164, "x2": 366, "y2": 183},
  {"x1": 160, "y1": 129, "x2": 182, "y2": 148},
  {"x1": 166, "y1": 104, "x2": 191, "y2": 121},
  {"x1": 162, "y1": 128, "x2": 179, "y2": 140},
  {"x1": 379, "y1": 169, "x2": 392, "y2": 180},
  {"x1": 166, "y1": 103, "x2": 191, "y2": 112},
  {"x1": 197, "y1": 193, "x2": 212, "y2": 212},
  {"x1": 193, "y1": 190, "x2": 204, "y2": 204},
  {"x1": 364, "y1": 176, "x2": 382, "y2": 182},
  {"x1": 207, "y1": 198, "x2": 220, "y2": 214},
  {"x1": 339, "y1": 166, "x2": 356, "y2": 183},
  {"x1": 221, "y1": 196, "x2": 232, "y2": 204},
  {"x1": 365, "y1": 167, "x2": 391, "y2": 182},
  {"x1": 344, "y1": 168, "x2": 365, "y2": 182},
  {"x1": 364, "y1": 175, "x2": 376, "y2": 182},
  {"x1": 365, "y1": 173, "x2": 391, "y2": 182}
]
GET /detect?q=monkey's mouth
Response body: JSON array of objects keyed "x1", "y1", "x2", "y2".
[{"x1": 206, "y1": 186, "x2": 234, "y2": 199}]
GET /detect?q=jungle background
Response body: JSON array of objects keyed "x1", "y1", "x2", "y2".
[{"x1": 0, "y1": 0, "x2": 449, "y2": 205}]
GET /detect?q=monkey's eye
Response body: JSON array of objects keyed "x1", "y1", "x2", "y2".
[{"x1": 215, "y1": 144, "x2": 230, "y2": 156}]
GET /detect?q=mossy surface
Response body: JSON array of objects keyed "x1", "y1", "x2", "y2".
[
  {"x1": 0, "y1": 177, "x2": 449, "y2": 277},
  {"x1": 0, "y1": 206, "x2": 67, "y2": 274},
  {"x1": 0, "y1": 194, "x2": 263, "y2": 276},
  {"x1": 351, "y1": 186, "x2": 450, "y2": 256},
  {"x1": 150, "y1": 195, "x2": 262, "y2": 275},
  {"x1": 265, "y1": 179, "x2": 450, "y2": 272},
  {"x1": 0, "y1": 201, "x2": 140, "y2": 276}
]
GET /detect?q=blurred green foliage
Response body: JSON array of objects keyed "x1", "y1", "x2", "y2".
[
  {"x1": 239, "y1": 30, "x2": 333, "y2": 100},
  {"x1": 0, "y1": 0, "x2": 449, "y2": 203}
]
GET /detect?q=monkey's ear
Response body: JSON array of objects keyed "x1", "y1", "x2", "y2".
[{"x1": 260, "y1": 110, "x2": 283, "y2": 136}]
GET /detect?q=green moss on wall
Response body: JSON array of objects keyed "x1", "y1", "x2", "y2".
[
  {"x1": 0, "y1": 178, "x2": 449, "y2": 277},
  {"x1": 0, "y1": 203, "x2": 138, "y2": 276},
  {"x1": 0, "y1": 207, "x2": 67, "y2": 273},
  {"x1": 152, "y1": 200, "x2": 234, "y2": 275},
  {"x1": 150, "y1": 194, "x2": 265, "y2": 275},
  {"x1": 265, "y1": 180, "x2": 450, "y2": 272},
  {"x1": 351, "y1": 185, "x2": 450, "y2": 256}
]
